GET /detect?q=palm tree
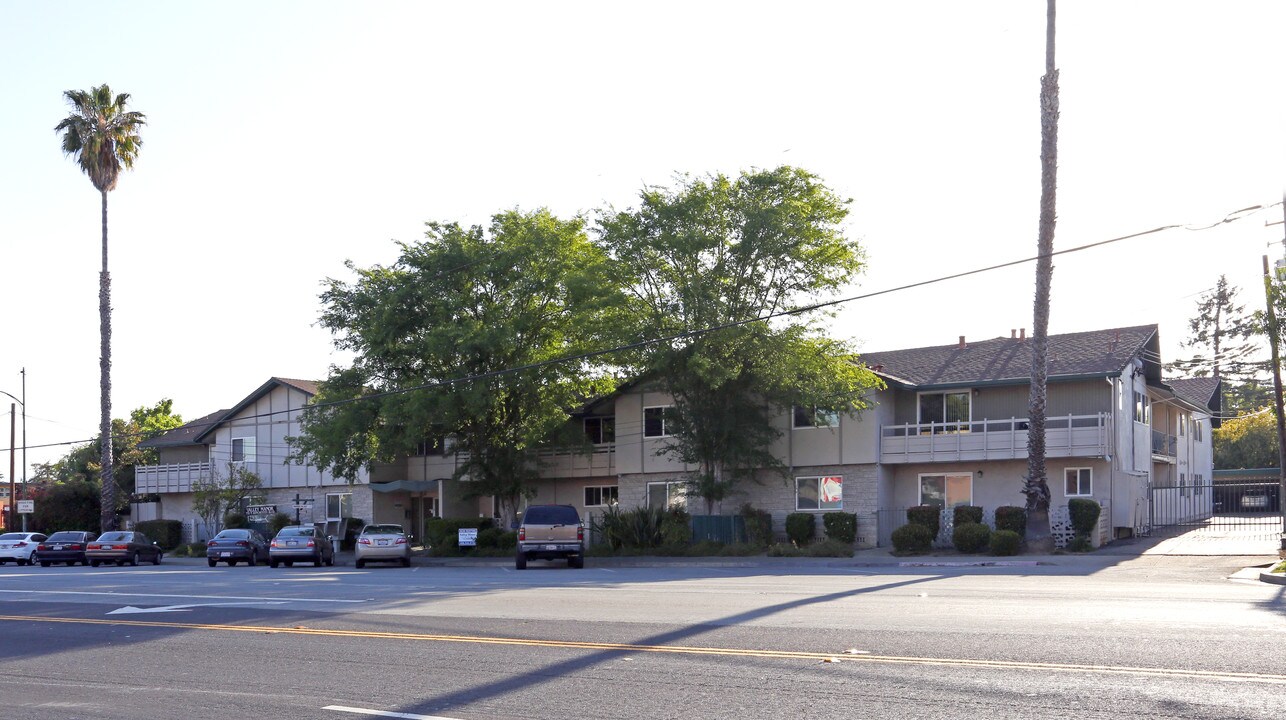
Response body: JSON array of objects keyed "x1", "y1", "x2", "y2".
[
  {"x1": 55, "y1": 85, "x2": 145, "y2": 533},
  {"x1": 1025, "y1": 0, "x2": 1058, "y2": 552}
]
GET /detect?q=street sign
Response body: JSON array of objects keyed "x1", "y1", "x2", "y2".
[
  {"x1": 458, "y1": 528, "x2": 478, "y2": 547},
  {"x1": 16, "y1": 500, "x2": 33, "y2": 514}
]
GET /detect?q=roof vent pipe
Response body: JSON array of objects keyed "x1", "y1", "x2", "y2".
[
  {"x1": 1011, "y1": 329, "x2": 1017, "y2": 339},
  {"x1": 1020, "y1": 328, "x2": 1026, "y2": 340},
  {"x1": 959, "y1": 336, "x2": 966, "y2": 349}
]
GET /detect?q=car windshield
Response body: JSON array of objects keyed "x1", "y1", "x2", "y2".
[
  {"x1": 214, "y1": 530, "x2": 249, "y2": 539},
  {"x1": 278, "y1": 527, "x2": 314, "y2": 537},
  {"x1": 522, "y1": 506, "x2": 580, "y2": 525},
  {"x1": 0, "y1": 533, "x2": 26, "y2": 540},
  {"x1": 99, "y1": 532, "x2": 132, "y2": 542},
  {"x1": 363, "y1": 525, "x2": 403, "y2": 535},
  {"x1": 47, "y1": 532, "x2": 86, "y2": 542}
]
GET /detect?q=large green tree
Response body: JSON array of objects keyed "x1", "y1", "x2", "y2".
[
  {"x1": 1168, "y1": 275, "x2": 1267, "y2": 415},
  {"x1": 292, "y1": 209, "x2": 618, "y2": 525},
  {"x1": 1213, "y1": 408, "x2": 1278, "y2": 469},
  {"x1": 598, "y1": 167, "x2": 882, "y2": 512},
  {"x1": 55, "y1": 85, "x2": 146, "y2": 532}
]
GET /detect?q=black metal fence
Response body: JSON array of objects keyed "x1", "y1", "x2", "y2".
[{"x1": 1144, "y1": 481, "x2": 1283, "y2": 539}]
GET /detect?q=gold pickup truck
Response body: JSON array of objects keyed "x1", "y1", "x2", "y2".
[{"x1": 516, "y1": 504, "x2": 585, "y2": 569}]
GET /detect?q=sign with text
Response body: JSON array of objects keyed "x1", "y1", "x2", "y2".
[
  {"x1": 458, "y1": 528, "x2": 478, "y2": 547},
  {"x1": 246, "y1": 504, "x2": 277, "y2": 516},
  {"x1": 16, "y1": 500, "x2": 34, "y2": 514}
]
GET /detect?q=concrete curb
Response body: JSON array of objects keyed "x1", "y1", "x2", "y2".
[{"x1": 1259, "y1": 571, "x2": 1286, "y2": 586}]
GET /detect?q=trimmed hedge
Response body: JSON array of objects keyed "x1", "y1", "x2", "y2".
[
  {"x1": 822, "y1": 512, "x2": 857, "y2": 544},
  {"x1": 891, "y1": 523, "x2": 934, "y2": 554},
  {"x1": 952, "y1": 522, "x2": 991, "y2": 553},
  {"x1": 989, "y1": 529, "x2": 1022, "y2": 556},
  {"x1": 135, "y1": 520, "x2": 183, "y2": 551},
  {"x1": 740, "y1": 504, "x2": 773, "y2": 547},
  {"x1": 785, "y1": 513, "x2": 816, "y2": 547},
  {"x1": 994, "y1": 506, "x2": 1026, "y2": 535},
  {"x1": 1067, "y1": 498, "x2": 1101, "y2": 536},
  {"x1": 953, "y1": 505, "x2": 983, "y2": 526},
  {"x1": 477, "y1": 527, "x2": 517, "y2": 550},
  {"x1": 906, "y1": 505, "x2": 941, "y2": 539}
]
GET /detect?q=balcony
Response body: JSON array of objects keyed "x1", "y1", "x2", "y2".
[
  {"x1": 134, "y1": 462, "x2": 212, "y2": 494},
  {"x1": 880, "y1": 413, "x2": 1110, "y2": 464},
  {"x1": 535, "y1": 444, "x2": 616, "y2": 478},
  {"x1": 1151, "y1": 429, "x2": 1177, "y2": 460}
]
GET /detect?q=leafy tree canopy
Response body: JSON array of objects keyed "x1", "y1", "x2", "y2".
[
  {"x1": 597, "y1": 167, "x2": 884, "y2": 510},
  {"x1": 1213, "y1": 407, "x2": 1279, "y2": 469},
  {"x1": 292, "y1": 209, "x2": 619, "y2": 523},
  {"x1": 1168, "y1": 275, "x2": 1266, "y2": 416}
]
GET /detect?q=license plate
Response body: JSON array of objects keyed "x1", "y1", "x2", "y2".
[
  {"x1": 52, "y1": 545, "x2": 63, "y2": 550},
  {"x1": 220, "y1": 552, "x2": 231, "y2": 557},
  {"x1": 377, "y1": 540, "x2": 389, "y2": 546},
  {"x1": 287, "y1": 541, "x2": 298, "y2": 546},
  {"x1": 543, "y1": 544, "x2": 558, "y2": 550}
]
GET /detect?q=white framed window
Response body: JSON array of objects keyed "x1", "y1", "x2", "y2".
[
  {"x1": 793, "y1": 405, "x2": 839, "y2": 429},
  {"x1": 918, "y1": 473, "x2": 973, "y2": 507},
  {"x1": 1195, "y1": 422, "x2": 1204, "y2": 443},
  {"x1": 796, "y1": 475, "x2": 843, "y2": 510},
  {"x1": 584, "y1": 485, "x2": 619, "y2": 507},
  {"x1": 231, "y1": 436, "x2": 256, "y2": 464},
  {"x1": 584, "y1": 416, "x2": 615, "y2": 445},
  {"x1": 917, "y1": 391, "x2": 971, "y2": 432},
  {"x1": 1179, "y1": 415, "x2": 1187, "y2": 437},
  {"x1": 643, "y1": 406, "x2": 672, "y2": 438},
  {"x1": 1194, "y1": 473, "x2": 1204, "y2": 495},
  {"x1": 326, "y1": 492, "x2": 352, "y2": 520},
  {"x1": 1064, "y1": 467, "x2": 1092, "y2": 497},
  {"x1": 646, "y1": 481, "x2": 685, "y2": 509},
  {"x1": 1133, "y1": 391, "x2": 1150, "y2": 424}
]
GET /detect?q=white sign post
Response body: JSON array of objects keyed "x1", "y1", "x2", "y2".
[
  {"x1": 16, "y1": 500, "x2": 33, "y2": 514},
  {"x1": 458, "y1": 528, "x2": 478, "y2": 548}
]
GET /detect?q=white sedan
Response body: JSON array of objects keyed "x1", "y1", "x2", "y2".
[
  {"x1": 354, "y1": 524, "x2": 411, "y2": 568},
  {"x1": 0, "y1": 532, "x2": 47, "y2": 566}
]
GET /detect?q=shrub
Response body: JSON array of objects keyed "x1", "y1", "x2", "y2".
[
  {"x1": 766, "y1": 542, "x2": 804, "y2": 557},
  {"x1": 717, "y1": 542, "x2": 762, "y2": 557},
  {"x1": 989, "y1": 529, "x2": 1022, "y2": 556},
  {"x1": 593, "y1": 506, "x2": 664, "y2": 549},
  {"x1": 891, "y1": 523, "x2": 934, "y2": 554},
  {"x1": 1065, "y1": 535, "x2": 1094, "y2": 553},
  {"x1": 994, "y1": 506, "x2": 1026, "y2": 535},
  {"x1": 905, "y1": 505, "x2": 941, "y2": 539},
  {"x1": 953, "y1": 505, "x2": 983, "y2": 526},
  {"x1": 223, "y1": 512, "x2": 249, "y2": 530},
  {"x1": 785, "y1": 513, "x2": 816, "y2": 546},
  {"x1": 269, "y1": 512, "x2": 293, "y2": 535},
  {"x1": 952, "y1": 522, "x2": 991, "y2": 553},
  {"x1": 805, "y1": 539, "x2": 856, "y2": 557},
  {"x1": 425, "y1": 518, "x2": 494, "y2": 548},
  {"x1": 661, "y1": 508, "x2": 692, "y2": 546},
  {"x1": 822, "y1": 512, "x2": 857, "y2": 544},
  {"x1": 136, "y1": 520, "x2": 183, "y2": 550},
  {"x1": 1067, "y1": 498, "x2": 1101, "y2": 537},
  {"x1": 476, "y1": 527, "x2": 504, "y2": 548},
  {"x1": 740, "y1": 504, "x2": 773, "y2": 547}
]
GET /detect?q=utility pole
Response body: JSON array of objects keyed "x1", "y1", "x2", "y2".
[
  {"x1": 1262, "y1": 248, "x2": 1286, "y2": 558},
  {"x1": 7, "y1": 404, "x2": 14, "y2": 531}
]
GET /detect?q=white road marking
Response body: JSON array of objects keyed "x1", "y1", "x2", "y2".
[
  {"x1": 324, "y1": 705, "x2": 461, "y2": 719},
  {"x1": 0, "y1": 589, "x2": 364, "y2": 603},
  {"x1": 107, "y1": 601, "x2": 287, "y2": 615}
]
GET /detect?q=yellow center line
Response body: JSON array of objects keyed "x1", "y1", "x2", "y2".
[{"x1": 3, "y1": 614, "x2": 1283, "y2": 685}]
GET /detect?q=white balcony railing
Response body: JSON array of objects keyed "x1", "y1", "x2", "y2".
[
  {"x1": 134, "y1": 462, "x2": 212, "y2": 494},
  {"x1": 879, "y1": 413, "x2": 1111, "y2": 464}
]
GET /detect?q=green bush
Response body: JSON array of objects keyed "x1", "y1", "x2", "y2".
[
  {"x1": 661, "y1": 508, "x2": 692, "y2": 546},
  {"x1": 952, "y1": 522, "x2": 991, "y2": 553},
  {"x1": 989, "y1": 529, "x2": 1022, "y2": 556},
  {"x1": 785, "y1": 513, "x2": 816, "y2": 546},
  {"x1": 269, "y1": 512, "x2": 293, "y2": 535},
  {"x1": 135, "y1": 520, "x2": 183, "y2": 550},
  {"x1": 805, "y1": 538, "x2": 856, "y2": 557},
  {"x1": 822, "y1": 512, "x2": 857, "y2": 544},
  {"x1": 223, "y1": 512, "x2": 249, "y2": 529},
  {"x1": 740, "y1": 504, "x2": 773, "y2": 547},
  {"x1": 906, "y1": 505, "x2": 941, "y2": 539},
  {"x1": 891, "y1": 523, "x2": 934, "y2": 554},
  {"x1": 766, "y1": 542, "x2": 804, "y2": 557},
  {"x1": 425, "y1": 517, "x2": 495, "y2": 548},
  {"x1": 1065, "y1": 535, "x2": 1094, "y2": 553},
  {"x1": 1067, "y1": 498, "x2": 1101, "y2": 536},
  {"x1": 953, "y1": 505, "x2": 983, "y2": 526},
  {"x1": 592, "y1": 506, "x2": 664, "y2": 549},
  {"x1": 994, "y1": 506, "x2": 1026, "y2": 535},
  {"x1": 477, "y1": 527, "x2": 517, "y2": 550}
]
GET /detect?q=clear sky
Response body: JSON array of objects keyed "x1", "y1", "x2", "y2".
[{"x1": 2, "y1": 1, "x2": 1284, "y2": 478}]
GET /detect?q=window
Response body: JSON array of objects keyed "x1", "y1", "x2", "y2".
[
  {"x1": 231, "y1": 436, "x2": 256, "y2": 464},
  {"x1": 1064, "y1": 467, "x2": 1091, "y2": 497},
  {"x1": 918, "y1": 391, "x2": 970, "y2": 431},
  {"x1": 1179, "y1": 473, "x2": 1189, "y2": 498},
  {"x1": 644, "y1": 406, "x2": 672, "y2": 438},
  {"x1": 326, "y1": 492, "x2": 352, "y2": 520},
  {"x1": 585, "y1": 416, "x2": 615, "y2": 445},
  {"x1": 793, "y1": 405, "x2": 839, "y2": 429},
  {"x1": 1133, "y1": 391, "x2": 1150, "y2": 424},
  {"x1": 918, "y1": 473, "x2": 973, "y2": 507},
  {"x1": 416, "y1": 434, "x2": 455, "y2": 456},
  {"x1": 1195, "y1": 422, "x2": 1203, "y2": 442},
  {"x1": 1179, "y1": 415, "x2": 1187, "y2": 437},
  {"x1": 796, "y1": 475, "x2": 843, "y2": 510},
  {"x1": 646, "y1": 481, "x2": 685, "y2": 509},
  {"x1": 584, "y1": 485, "x2": 619, "y2": 507}
]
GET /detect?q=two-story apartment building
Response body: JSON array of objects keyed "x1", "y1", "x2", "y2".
[{"x1": 136, "y1": 324, "x2": 1216, "y2": 549}]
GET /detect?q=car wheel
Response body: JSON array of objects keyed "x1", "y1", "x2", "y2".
[
  {"x1": 40, "y1": 561, "x2": 50, "y2": 568},
  {"x1": 355, "y1": 558, "x2": 365, "y2": 569},
  {"x1": 401, "y1": 557, "x2": 411, "y2": 568},
  {"x1": 326, "y1": 553, "x2": 335, "y2": 567},
  {"x1": 515, "y1": 553, "x2": 527, "y2": 570},
  {"x1": 90, "y1": 560, "x2": 100, "y2": 567},
  {"x1": 154, "y1": 552, "x2": 162, "y2": 566},
  {"x1": 207, "y1": 558, "x2": 217, "y2": 568},
  {"x1": 570, "y1": 555, "x2": 584, "y2": 569},
  {"x1": 29, "y1": 552, "x2": 38, "y2": 566},
  {"x1": 130, "y1": 552, "x2": 140, "y2": 567},
  {"x1": 269, "y1": 560, "x2": 279, "y2": 568},
  {"x1": 245, "y1": 554, "x2": 256, "y2": 567}
]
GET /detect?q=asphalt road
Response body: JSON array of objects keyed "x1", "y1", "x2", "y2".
[{"x1": 0, "y1": 554, "x2": 1281, "y2": 719}]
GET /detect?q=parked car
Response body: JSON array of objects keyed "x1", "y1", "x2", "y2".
[
  {"x1": 354, "y1": 524, "x2": 411, "y2": 568},
  {"x1": 37, "y1": 531, "x2": 97, "y2": 567},
  {"x1": 86, "y1": 531, "x2": 163, "y2": 567},
  {"x1": 0, "y1": 532, "x2": 46, "y2": 566},
  {"x1": 205, "y1": 528, "x2": 270, "y2": 567},
  {"x1": 515, "y1": 504, "x2": 584, "y2": 570},
  {"x1": 269, "y1": 526, "x2": 335, "y2": 568},
  {"x1": 1241, "y1": 488, "x2": 1270, "y2": 511}
]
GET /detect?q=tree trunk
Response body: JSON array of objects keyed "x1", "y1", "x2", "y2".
[
  {"x1": 1025, "y1": 0, "x2": 1058, "y2": 552},
  {"x1": 99, "y1": 189, "x2": 115, "y2": 533}
]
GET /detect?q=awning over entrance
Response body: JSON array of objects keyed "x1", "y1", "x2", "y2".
[{"x1": 370, "y1": 479, "x2": 440, "y2": 493}]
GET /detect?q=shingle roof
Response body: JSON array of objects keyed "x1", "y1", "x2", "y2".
[
  {"x1": 1166, "y1": 376, "x2": 1221, "y2": 412},
  {"x1": 861, "y1": 324, "x2": 1159, "y2": 388},
  {"x1": 193, "y1": 377, "x2": 320, "y2": 442},
  {"x1": 137, "y1": 409, "x2": 230, "y2": 449}
]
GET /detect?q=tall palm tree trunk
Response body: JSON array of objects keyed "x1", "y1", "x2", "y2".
[
  {"x1": 99, "y1": 189, "x2": 115, "y2": 532},
  {"x1": 1025, "y1": 0, "x2": 1058, "y2": 552}
]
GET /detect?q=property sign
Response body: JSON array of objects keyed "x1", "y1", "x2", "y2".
[
  {"x1": 246, "y1": 504, "x2": 276, "y2": 520},
  {"x1": 458, "y1": 528, "x2": 478, "y2": 547},
  {"x1": 16, "y1": 500, "x2": 33, "y2": 514}
]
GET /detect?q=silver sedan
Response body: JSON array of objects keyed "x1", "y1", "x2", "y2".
[{"x1": 354, "y1": 524, "x2": 411, "y2": 568}]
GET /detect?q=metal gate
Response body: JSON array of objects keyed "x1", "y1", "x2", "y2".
[{"x1": 1144, "y1": 481, "x2": 1283, "y2": 539}]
